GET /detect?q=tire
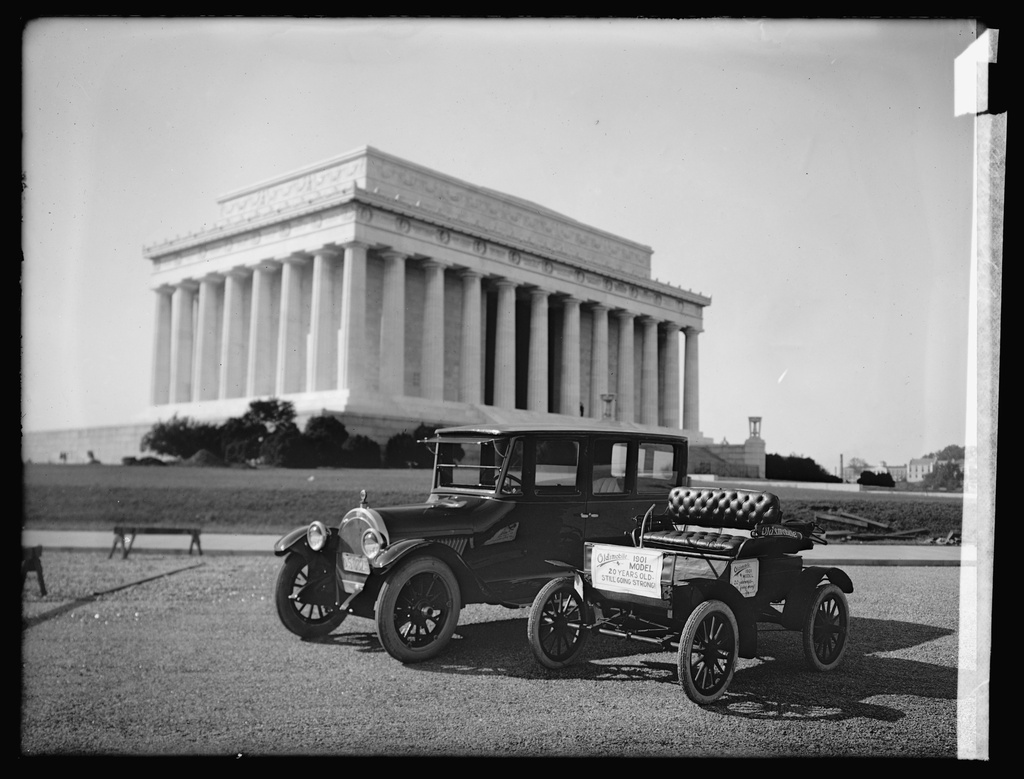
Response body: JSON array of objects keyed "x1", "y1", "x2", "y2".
[
  {"x1": 802, "y1": 584, "x2": 849, "y2": 672},
  {"x1": 275, "y1": 553, "x2": 346, "y2": 639},
  {"x1": 375, "y1": 557, "x2": 461, "y2": 663},
  {"x1": 527, "y1": 577, "x2": 590, "y2": 669},
  {"x1": 677, "y1": 600, "x2": 739, "y2": 705}
]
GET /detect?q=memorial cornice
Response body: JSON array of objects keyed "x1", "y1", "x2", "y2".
[
  {"x1": 207, "y1": 146, "x2": 654, "y2": 273},
  {"x1": 143, "y1": 146, "x2": 711, "y2": 314}
]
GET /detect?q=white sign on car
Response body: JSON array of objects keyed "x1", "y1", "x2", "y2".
[{"x1": 591, "y1": 544, "x2": 663, "y2": 598}]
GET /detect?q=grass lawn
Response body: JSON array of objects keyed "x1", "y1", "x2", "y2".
[{"x1": 22, "y1": 463, "x2": 964, "y2": 538}]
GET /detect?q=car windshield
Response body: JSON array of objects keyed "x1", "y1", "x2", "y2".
[{"x1": 428, "y1": 436, "x2": 511, "y2": 492}]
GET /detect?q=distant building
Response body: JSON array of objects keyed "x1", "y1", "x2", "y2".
[
  {"x1": 144, "y1": 145, "x2": 708, "y2": 442},
  {"x1": 907, "y1": 457, "x2": 937, "y2": 483},
  {"x1": 886, "y1": 463, "x2": 908, "y2": 482}
]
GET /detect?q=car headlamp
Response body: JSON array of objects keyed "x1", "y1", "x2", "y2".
[
  {"x1": 307, "y1": 521, "x2": 328, "y2": 552},
  {"x1": 361, "y1": 529, "x2": 383, "y2": 559}
]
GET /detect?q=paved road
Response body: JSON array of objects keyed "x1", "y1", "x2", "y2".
[{"x1": 21, "y1": 529, "x2": 970, "y2": 566}]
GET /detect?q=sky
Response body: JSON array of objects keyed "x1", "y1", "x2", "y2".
[{"x1": 22, "y1": 18, "x2": 980, "y2": 475}]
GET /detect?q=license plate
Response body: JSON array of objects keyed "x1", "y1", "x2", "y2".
[{"x1": 342, "y1": 553, "x2": 369, "y2": 575}]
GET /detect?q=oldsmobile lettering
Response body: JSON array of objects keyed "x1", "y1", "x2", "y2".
[{"x1": 591, "y1": 544, "x2": 663, "y2": 598}]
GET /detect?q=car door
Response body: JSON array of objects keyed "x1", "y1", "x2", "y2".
[{"x1": 476, "y1": 434, "x2": 587, "y2": 604}]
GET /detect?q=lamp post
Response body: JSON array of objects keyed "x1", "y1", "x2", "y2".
[{"x1": 600, "y1": 393, "x2": 616, "y2": 420}]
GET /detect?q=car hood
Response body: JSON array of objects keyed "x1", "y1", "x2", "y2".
[{"x1": 368, "y1": 495, "x2": 514, "y2": 540}]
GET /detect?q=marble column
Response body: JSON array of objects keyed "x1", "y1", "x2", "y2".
[
  {"x1": 337, "y1": 242, "x2": 368, "y2": 393},
  {"x1": 661, "y1": 325, "x2": 681, "y2": 428},
  {"x1": 218, "y1": 268, "x2": 250, "y2": 400},
  {"x1": 276, "y1": 256, "x2": 308, "y2": 396},
  {"x1": 379, "y1": 250, "x2": 407, "y2": 395},
  {"x1": 683, "y1": 327, "x2": 700, "y2": 431},
  {"x1": 640, "y1": 316, "x2": 659, "y2": 425},
  {"x1": 493, "y1": 279, "x2": 517, "y2": 409},
  {"x1": 459, "y1": 270, "x2": 483, "y2": 404},
  {"x1": 615, "y1": 310, "x2": 635, "y2": 422},
  {"x1": 192, "y1": 274, "x2": 223, "y2": 402},
  {"x1": 247, "y1": 261, "x2": 279, "y2": 398},
  {"x1": 527, "y1": 289, "x2": 549, "y2": 412},
  {"x1": 169, "y1": 281, "x2": 198, "y2": 404},
  {"x1": 306, "y1": 249, "x2": 337, "y2": 392},
  {"x1": 150, "y1": 286, "x2": 173, "y2": 405},
  {"x1": 422, "y1": 260, "x2": 446, "y2": 401},
  {"x1": 560, "y1": 296, "x2": 581, "y2": 416},
  {"x1": 589, "y1": 304, "x2": 609, "y2": 420}
]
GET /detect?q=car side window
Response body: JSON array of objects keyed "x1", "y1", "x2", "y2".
[
  {"x1": 637, "y1": 442, "x2": 679, "y2": 494},
  {"x1": 592, "y1": 440, "x2": 628, "y2": 495},
  {"x1": 500, "y1": 438, "x2": 524, "y2": 495},
  {"x1": 534, "y1": 438, "x2": 580, "y2": 495}
]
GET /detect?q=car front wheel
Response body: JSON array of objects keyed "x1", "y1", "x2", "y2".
[
  {"x1": 677, "y1": 599, "x2": 738, "y2": 705},
  {"x1": 527, "y1": 577, "x2": 591, "y2": 669},
  {"x1": 375, "y1": 557, "x2": 461, "y2": 663},
  {"x1": 275, "y1": 553, "x2": 346, "y2": 639}
]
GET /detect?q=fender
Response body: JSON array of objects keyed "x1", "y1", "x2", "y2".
[
  {"x1": 675, "y1": 578, "x2": 759, "y2": 659},
  {"x1": 781, "y1": 566, "x2": 854, "y2": 630},
  {"x1": 371, "y1": 538, "x2": 490, "y2": 605},
  {"x1": 274, "y1": 525, "x2": 313, "y2": 557}
]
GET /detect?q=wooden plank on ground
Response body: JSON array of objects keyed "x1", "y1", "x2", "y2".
[{"x1": 815, "y1": 512, "x2": 870, "y2": 529}]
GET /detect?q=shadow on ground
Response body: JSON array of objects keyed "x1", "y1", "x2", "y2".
[{"x1": 308, "y1": 614, "x2": 956, "y2": 723}]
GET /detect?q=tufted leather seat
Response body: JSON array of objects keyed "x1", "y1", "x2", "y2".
[{"x1": 640, "y1": 487, "x2": 812, "y2": 558}]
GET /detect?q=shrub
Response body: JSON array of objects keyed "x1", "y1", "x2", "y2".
[
  {"x1": 343, "y1": 435, "x2": 381, "y2": 468},
  {"x1": 385, "y1": 433, "x2": 420, "y2": 468},
  {"x1": 857, "y1": 470, "x2": 895, "y2": 488},
  {"x1": 141, "y1": 415, "x2": 223, "y2": 460},
  {"x1": 765, "y1": 453, "x2": 841, "y2": 483},
  {"x1": 260, "y1": 422, "x2": 318, "y2": 468},
  {"x1": 303, "y1": 415, "x2": 349, "y2": 467},
  {"x1": 220, "y1": 416, "x2": 267, "y2": 464}
]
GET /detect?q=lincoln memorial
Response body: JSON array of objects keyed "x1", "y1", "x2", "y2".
[{"x1": 144, "y1": 146, "x2": 711, "y2": 443}]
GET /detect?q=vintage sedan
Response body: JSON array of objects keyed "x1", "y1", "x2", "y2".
[{"x1": 273, "y1": 423, "x2": 688, "y2": 663}]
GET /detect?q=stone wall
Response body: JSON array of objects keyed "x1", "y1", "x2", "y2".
[{"x1": 23, "y1": 424, "x2": 154, "y2": 465}]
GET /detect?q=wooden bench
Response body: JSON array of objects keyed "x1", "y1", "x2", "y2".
[
  {"x1": 110, "y1": 526, "x2": 203, "y2": 560},
  {"x1": 22, "y1": 545, "x2": 47, "y2": 595}
]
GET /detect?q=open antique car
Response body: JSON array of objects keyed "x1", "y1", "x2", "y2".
[
  {"x1": 273, "y1": 424, "x2": 688, "y2": 663},
  {"x1": 526, "y1": 487, "x2": 853, "y2": 704}
]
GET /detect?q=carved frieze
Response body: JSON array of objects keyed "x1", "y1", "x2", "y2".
[
  {"x1": 218, "y1": 158, "x2": 366, "y2": 219},
  {"x1": 370, "y1": 152, "x2": 652, "y2": 278}
]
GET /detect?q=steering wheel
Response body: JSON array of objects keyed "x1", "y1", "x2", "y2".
[{"x1": 502, "y1": 473, "x2": 523, "y2": 493}]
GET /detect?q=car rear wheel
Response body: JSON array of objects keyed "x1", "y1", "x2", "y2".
[
  {"x1": 275, "y1": 553, "x2": 346, "y2": 639},
  {"x1": 677, "y1": 599, "x2": 738, "y2": 705},
  {"x1": 802, "y1": 584, "x2": 849, "y2": 671},
  {"x1": 528, "y1": 577, "x2": 591, "y2": 669},
  {"x1": 375, "y1": 557, "x2": 461, "y2": 663}
]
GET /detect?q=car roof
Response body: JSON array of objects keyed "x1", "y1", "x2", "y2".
[{"x1": 433, "y1": 422, "x2": 688, "y2": 440}]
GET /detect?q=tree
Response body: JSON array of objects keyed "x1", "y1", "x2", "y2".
[
  {"x1": 765, "y1": 453, "x2": 841, "y2": 483},
  {"x1": 219, "y1": 399, "x2": 298, "y2": 465},
  {"x1": 140, "y1": 415, "x2": 222, "y2": 460},
  {"x1": 920, "y1": 460, "x2": 964, "y2": 491},
  {"x1": 241, "y1": 398, "x2": 296, "y2": 433},
  {"x1": 925, "y1": 444, "x2": 965, "y2": 462}
]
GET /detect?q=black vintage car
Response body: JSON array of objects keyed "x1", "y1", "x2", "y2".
[{"x1": 273, "y1": 423, "x2": 688, "y2": 662}]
